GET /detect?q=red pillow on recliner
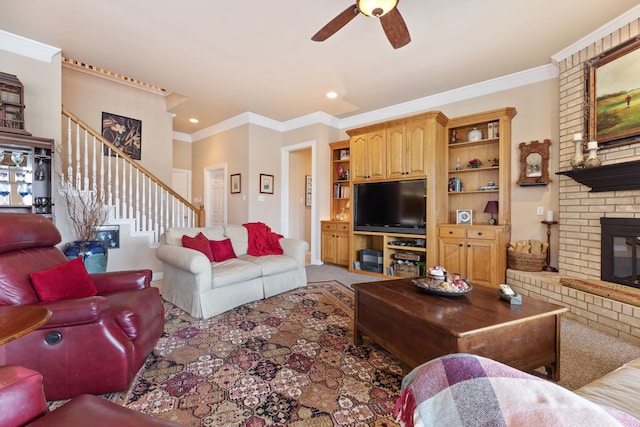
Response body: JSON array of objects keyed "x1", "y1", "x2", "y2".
[{"x1": 30, "y1": 257, "x2": 98, "y2": 302}]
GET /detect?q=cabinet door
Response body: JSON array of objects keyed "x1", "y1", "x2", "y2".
[
  {"x1": 466, "y1": 240, "x2": 496, "y2": 286},
  {"x1": 386, "y1": 125, "x2": 406, "y2": 179},
  {"x1": 351, "y1": 135, "x2": 368, "y2": 182},
  {"x1": 405, "y1": 121, "x2": 427, "y2": 177},
  {"x1": 336, "y1": 229, "x2": 350, "y2": 266},
  {"x1": 321, "y1": 230, "x2": 337, "y2": 264},
  {"x1": 367, "y1": 132, "x2": 386, "y2": 181},
  {"x1": 439, "y1": 238, "x2": 466, "y2": 276}
]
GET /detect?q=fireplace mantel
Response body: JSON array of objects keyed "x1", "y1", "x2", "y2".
[{"x1": 556, "y1": 160, "x2": 640, "y2": 192}]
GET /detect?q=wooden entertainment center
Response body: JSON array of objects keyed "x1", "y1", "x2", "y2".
[{"x1": 321, "y1": 107, "x2": 516, "y2": 287}]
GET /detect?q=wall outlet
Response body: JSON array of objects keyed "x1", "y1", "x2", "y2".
[{"x1": 536, "y1": 206, "x2": 544, "y2": 215}]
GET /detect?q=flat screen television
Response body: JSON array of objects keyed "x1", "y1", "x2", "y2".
[{"x1": 353, "y1": 179, "x2": 426, "y2": 235}]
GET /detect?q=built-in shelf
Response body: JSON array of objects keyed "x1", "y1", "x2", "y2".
[{"x1": 556, "y1": 160, "x2": 640, "y2": 192}]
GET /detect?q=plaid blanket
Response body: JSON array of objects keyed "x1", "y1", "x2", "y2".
[{"x1": 395, "y1": 354, "x2": 640, "y2": 427}]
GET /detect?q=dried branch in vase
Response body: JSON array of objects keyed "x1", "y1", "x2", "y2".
[{"x1": 59, "y1": 180, "x2": 109, "y2": 242}]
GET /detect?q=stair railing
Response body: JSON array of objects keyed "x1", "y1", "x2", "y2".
[{"x1": 61, "y1": 105, "x2": 204, "y2": 243}]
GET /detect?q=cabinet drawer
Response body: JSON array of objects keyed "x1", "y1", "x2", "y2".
[
  {"x1": 439, "y1": 227, "x2": 465, "y2": 238},
  {"x1": 467, "y1": 229, "x2": 496, "y2": 240},
  {"x1": 336, "y1": 222, "x2": 350, "y2": 232},
  {"x1": 321, "y1": 222, "x2": 337, "y2": 231}
]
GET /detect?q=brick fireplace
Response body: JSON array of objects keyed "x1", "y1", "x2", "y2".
[{"x1": 508, "y1": 19, "x2": 640, "y2": 346}]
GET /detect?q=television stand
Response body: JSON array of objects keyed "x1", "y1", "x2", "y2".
[{"x1": 351, "y1": 231, "x2": 428, "y2": 279}]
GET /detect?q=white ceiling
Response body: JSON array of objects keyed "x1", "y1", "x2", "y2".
[{"x1": 2, "y1": 1, "x2": 639, "y2": 135}]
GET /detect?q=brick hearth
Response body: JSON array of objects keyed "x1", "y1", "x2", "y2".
[{"x1": 507, "y1": 269, "x2": 640, "y2": 346}]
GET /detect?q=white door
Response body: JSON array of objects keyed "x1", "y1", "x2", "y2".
[
  {"x1": 172, "y1": 169, "x2": 191, "y2": 201},
  {"x1": 205, "y1": 166, "x2": 226, "y2": 226}
]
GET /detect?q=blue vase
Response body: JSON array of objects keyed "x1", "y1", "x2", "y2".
[{"x1": 63, "y1": 240, "x2": 108, "y2": 273}]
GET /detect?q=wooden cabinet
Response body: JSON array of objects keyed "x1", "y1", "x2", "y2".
[
  {"x1": 0, "y1": 73, "x2": 27, "y2": 135},
  {"x1": 350, "y1": 130, "x2": 385, "y2": 182},
  {"x1": 438, "y1": 225, "x2": 509, "y2": 287},
  {"x1": 346, "y1": 111, "x2": 448, "y2": 276},
  {"x1": 321, "y1": 221, "x2": 350, "y2": 265},
  {"x1": 386, "y1": 121, "x2": 428, "y2": 179},
  {"x1": 0, "y1": 132, "x2": 54, "y2": 219}
]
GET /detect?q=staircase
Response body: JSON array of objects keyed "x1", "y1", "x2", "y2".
[{"x1": 61, "y1": 106, "x2": 203, "y2": 245}]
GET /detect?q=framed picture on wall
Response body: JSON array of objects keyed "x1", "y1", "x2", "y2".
[
  {"x1": 260, "y1": 174, "x2": 274, "y2": 194},
  {"x1": 230, "y1": 174, "x2": 241, "y2": 194},
  {"x1": 587, "y1": 36, "x2": 640, "y2": 148},
  {"x1": 305, "y1": 175, "x2": 312, "y2": 206},
  {"x1": 101, "y1": 112, "x2": 142, "y2": 160}
]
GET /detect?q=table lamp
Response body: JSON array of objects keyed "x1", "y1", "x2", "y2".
[{"x1": 484, "y1": 200, "x2": 498, "y2": 225}]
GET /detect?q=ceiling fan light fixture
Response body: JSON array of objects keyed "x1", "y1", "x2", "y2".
[{"x1": 357, "y1": 0, "x2": 398, "y2": 18}]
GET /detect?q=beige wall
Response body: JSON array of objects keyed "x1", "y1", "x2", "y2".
[
  {"x1": 62, "y1": 67, "x2": 173, "y2": 183},
  {"x1": 191, "y1": 124, "x2": 250, "y2": 225},
  {"x1": 172, "y1": 140, "x2": 192, "y2": 170}
]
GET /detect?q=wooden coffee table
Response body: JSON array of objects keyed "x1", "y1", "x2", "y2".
[{"x1": 352, "y1": 279, "x2": 567, "y2": 380}]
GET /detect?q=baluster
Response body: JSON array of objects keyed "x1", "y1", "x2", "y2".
[{"x1": 135, "y1": 168, "x2": 140, "y2": 232}]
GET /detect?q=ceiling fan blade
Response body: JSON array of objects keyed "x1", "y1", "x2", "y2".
[
  {"x1": 380, "y1": 8, "x2": 411, "y2": 49},
  {"x1": 311, "y1": 4, "x2": 359, "y2": 42}
]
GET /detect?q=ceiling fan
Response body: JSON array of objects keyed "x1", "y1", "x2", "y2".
[{"x1": 311, "y1": 0, "x2": 411, "y2": 49}]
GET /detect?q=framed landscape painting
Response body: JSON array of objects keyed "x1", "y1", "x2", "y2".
[{"x1": 587, "y1": 37, "x2": 640, "y2": 148}]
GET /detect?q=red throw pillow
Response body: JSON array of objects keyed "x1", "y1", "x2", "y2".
[
  {"x1": 30, "y1": 257, "x2": 98, "y2": 302},
  {"x1": 210, "y1": 238, "x2": 237, "y2": 262},
  {"x1": 182, "y1": 233, "x2": 214, "y2": 261}
]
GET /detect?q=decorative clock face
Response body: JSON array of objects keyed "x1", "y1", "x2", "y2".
[{"x1": 457, "y1": 210, "x2": 472, "y2": 224}]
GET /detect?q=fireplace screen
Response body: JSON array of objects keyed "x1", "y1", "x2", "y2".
[{"x1": 601, "y1": 218, "x2": 640, "y2": 288}]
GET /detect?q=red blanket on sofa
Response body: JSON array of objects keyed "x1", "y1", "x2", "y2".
[{"x1": 243, "y1": 222, "x2": 283, "y2": 256}]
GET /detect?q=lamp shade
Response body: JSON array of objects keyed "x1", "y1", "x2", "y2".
[
  {"x1": 484, "y1": 201, "x2": 499, "y2": 214},
  {"x1": 357, "y1": 0, "x2": 398, "y2": 17}
]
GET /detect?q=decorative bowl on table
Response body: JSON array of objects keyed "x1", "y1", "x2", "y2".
[{"x1": 413, "y1": 266, "x2": 472, "y2": 296}]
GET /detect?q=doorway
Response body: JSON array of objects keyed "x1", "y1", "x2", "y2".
[
  {"x1": 204, "y1": 164, "x2": 227, "y2": 226},
  {"x1": 281, "y1": 141, "x2": 317, "y2": 264}
]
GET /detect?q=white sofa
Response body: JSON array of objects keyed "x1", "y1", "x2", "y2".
[{"x1": 155, "y1": 225, "x2": 308, "y2": 319}]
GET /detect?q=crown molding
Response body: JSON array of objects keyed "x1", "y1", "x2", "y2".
[
  {"x1": 182, "y1": 64, "x2": 558, "y2": 143},
  {"x1": 339, "y1": 64, "x2": 558, "y2": 130},
  {"x1": 552, "y1": 4, "x2": 640, "y2": 63},
  {"x1": 0, "y1": 29, "x2": 60, "y2": 63}
]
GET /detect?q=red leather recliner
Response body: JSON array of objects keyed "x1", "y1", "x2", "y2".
[
  {"x1": 0, "y1": 213, "x2": 165, "y2": 401},
  {"x1": 0, "y1": 365, "x2": 180, "y2": 426}
]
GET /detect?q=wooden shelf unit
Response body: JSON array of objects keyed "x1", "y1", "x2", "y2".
[
  {"x1": 440, "y1": 107, "x2": 516, "y2": 287},
  {"x1": 321, "y1": 140, "x2": 351, "y2": 266}
]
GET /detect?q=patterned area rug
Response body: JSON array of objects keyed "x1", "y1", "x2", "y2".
[{"x1": 122, "y1": 281, "x2": 409, "y2": 426}]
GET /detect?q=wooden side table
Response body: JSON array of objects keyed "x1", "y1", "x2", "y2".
[
  {"x1": 541, "y1": 220, "x2": 558, "y2": 272},
  {"x1": 0, "y1": 306, "x2": 51, "y2": 345}
]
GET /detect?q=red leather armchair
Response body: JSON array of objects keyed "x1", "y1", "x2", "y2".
[
  {"x1": 0, "y1": 365, "x2": 180, "y2": 426},
  {"x1": 0, "y1": 213, "x2": 164, "y2": 400}
]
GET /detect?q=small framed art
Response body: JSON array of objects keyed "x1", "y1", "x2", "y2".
[
  {"x1": 305, "y1": 175, "x2": 312, "y2": 206},
  {"x1": 260, "y1": 174, "x2": 274, "y2": 194},
  {"x1": 231, "y1": 174, "x2": 241, "y2": 194}
]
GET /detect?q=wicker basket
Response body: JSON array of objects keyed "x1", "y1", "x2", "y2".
[
  {"x1": 507, "y1": 250, "x2": 545, "y2": 272},
  {"x1": 394, "y1": 263, "x2": 420, "y2": 278}
]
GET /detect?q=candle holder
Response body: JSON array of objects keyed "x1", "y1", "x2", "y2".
[{"x1": 541, "y1": 220, "x2": 558, "y2": 272}]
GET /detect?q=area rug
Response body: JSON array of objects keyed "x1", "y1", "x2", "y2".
[{"x1": 121, "y1": 281, "x2": 409, "y2": 426}]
